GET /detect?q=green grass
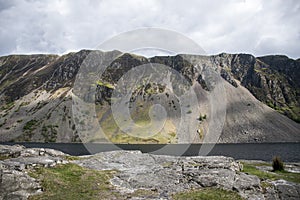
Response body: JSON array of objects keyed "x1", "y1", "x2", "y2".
[
  {"x1": 96, "y1": 104, "x2": 177, "y2": 144},
  {"x1": 23, "y1": 119, "x2": 38, "y2": 131},
  {"x1": 96, "y1": 80, "x2": 115, "y2": 89},
  {"x1": 241, "y1": 162, "x2": 300, "y2": 183},
  {"x1": 172, "y1": 188, "x2": 243, "y2": 200},
  {"x1": 266, "y1": 101, "x2": 300, "y2": 123},
  {"x1": 28, "y1": 163, "x2": 120, "y2": 200},
  {"x1": 41, "y1": 125, "x2": 58, "y2": 142},
  {"x1": 1, "y1": 101, "x2": 15, "y2": 111}
]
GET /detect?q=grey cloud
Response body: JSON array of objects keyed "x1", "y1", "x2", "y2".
[{"x1": 0, "y1": 0, "x2": 299, "y2": 58}]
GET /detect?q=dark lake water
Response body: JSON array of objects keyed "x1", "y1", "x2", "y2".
[{"x1": 1, "y1": 142, "x2": 299, "y2": 162}]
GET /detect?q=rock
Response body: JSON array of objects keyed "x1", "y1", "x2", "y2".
[
  {"x1": 0, "y1": 145, "x2": 25, "y2": 158},
  {"x1": 20, "y1": 148, "x2": 40, "y2": 157},
  {"x1": 2, "y1": 156, "x2": 67, "y2": 170},
  {"x1": 1, "y1": 145, "x2": 299, "y2": 200},
  {"x1": 73, "y1": 150, "x2": 263, "y2": 199},
  {"x1": 273, "y1": 180, "x2": 300, "y2": 200},
  {"x1": 232, "y1": 173, "x2": 263, "y2": 199},
  {"x1": 0, "y1": 145, "x2": 69, "y2": 200},
  {"x1": 0, "y1": 166, "x2": 42, "y2": 199}
]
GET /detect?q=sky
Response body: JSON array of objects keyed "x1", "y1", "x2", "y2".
[{"x1": 0, "y1": 0, "x2": 299, "y2": 58}]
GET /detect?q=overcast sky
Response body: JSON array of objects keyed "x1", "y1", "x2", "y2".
[{"x1": 0, "y1": 0, "x2": 299, "y2": 58}]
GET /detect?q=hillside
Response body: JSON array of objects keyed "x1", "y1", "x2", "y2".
[{"x1": 0, "y1": 50, "x2": 299, "y2": 143}]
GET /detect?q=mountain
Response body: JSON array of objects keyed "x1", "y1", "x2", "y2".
[{"x1": 0, "y1": 50, "x2": 299, "y2": 143}]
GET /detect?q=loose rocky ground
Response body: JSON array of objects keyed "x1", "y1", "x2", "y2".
[{"x1": 0, "y1": 145, "x2": 299, "y2": 199}]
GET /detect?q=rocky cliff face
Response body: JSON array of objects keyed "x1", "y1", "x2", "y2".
[
  {"x1": 214, "y1": 53, "x2": 300, "y2": 123},
  {"x1": 0, "y1": 50, "x2": 299, "y2": 143}
]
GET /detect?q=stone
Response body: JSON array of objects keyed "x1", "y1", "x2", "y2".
[
  {"x1": 0, "y1": 167, "x2": 41, "y2": 199},
  {"x1": 273, "y1": 180, "x2": 300, "y2": 200},
  {"x1": 1, "y1": 145, "x2": 299, "y2": 200},
  {"x1": 73, "y1": 150, "x2": 264, "y2": 199},
  {"x1": 0, "y1": 145, "x2": 25, "y2": 158}
]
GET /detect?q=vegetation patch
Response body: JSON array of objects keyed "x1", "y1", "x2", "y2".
[
  {"x1": 0, "y1": 119, "x2": 7, "y2": 127},
  {"x1": 15, "y1": 101, "x2": 30, "y2": 112},
  {"x1": 266, "y1": 101, "x2": 300, "y2": 123},
  {"x1": 197, "y1": 128, "x2": 204, "y2": 140},
  {"x1": 198, "y1": 113, "x2": 207, "y2": 121},
  {"x1": 97, "y1": 105, "x2": 177, "y2": 144},
  {"x1": 272, "y1": 156, "x2": 284, "y2": 172},
  {"x1": 65, "y1": 156, "x2": 83, "y2": 161},
  {"x1": 0, "y1": 155, "x2": 10, "y2": 160},
  {"x1": 241, "y1": 162, "x2": 300, "y2": 183},
  {"x1": 130, "y1": 189, "x2": 159, "y2": 199},
  {"x1": 260, "y1": 181, "x2": 273, "y2": 193},
  {"x1": 32, "y1": 101, "x2": 48, "y2": 113},
  {"x1": 172, "y1": 188, "x2": 243, "y2": 200},
  {"x1": 28, "y1": 163, "x2": 120, "y2": 200},
  {"x1": 96, "y1": 80, "x2": 115, "y2": 89},
  {"x1": 1, "y1": 101, "x2": 15, "y2": 111},
  {"x1": 15, "y1": 119, "x2": 40, "y2": 141},
  {"x1": 41, "y1": 125, "x2": 59, "y2": 143},
  {"x1": 23, "y1": 120, "x2": 38, "y2": 131}
]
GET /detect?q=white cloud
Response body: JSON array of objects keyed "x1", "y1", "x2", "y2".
[{"x1": 0, "y1": 0, "x2": 299, "y2": 58}]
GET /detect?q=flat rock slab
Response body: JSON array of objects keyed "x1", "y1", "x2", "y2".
[{"x1": 74, "y1": 151, "x2": 263, "y2": 199}]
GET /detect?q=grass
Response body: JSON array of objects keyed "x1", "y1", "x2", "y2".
[
  {"x1": 1, "y1": 101, "x2": 15, "y2": 111},
  {"x1": 241, "y1": 162, "x2": 300, "y2": 184},
  {"x1": 266, "y1": 101, "x2": 300, "y2": 123},
  {"x1": 96, "y1": 104, "x2": 177, "y2": 144},
  {"x1": 130, "y1": 189, "x2": 159, "y2": 198},
  {"x1": 15, "y1": 101, "x2": 30, "y2": 112},
  {"x1": 23, "y1": 119, "x2": 38, "y2": 131},
  {"x1": 14, "y1": 119, "x2": 40, "y2": 141},
  {"x1": 28, "y1": 163, "x2": 120, "y2": 200},
  {"x1": 41, "y1": 125, "x2": 58, "y2": 142},
  {"x1": 172, "y1": 188, "x2": 243, "y2": 200},
  {"x1": 96, "y1": 80, "x2": 115, "y2": 89},
  {"x1": 27, "y1": 163, "x2": 164, "y2": 199},
  {"x1": 260, "y1": 181, "x2": 273, "y2": 193},
  {"x1": 65, "y1": 155, "x2": 82, "y2": 161},
  {"x1": 0, "y1": 155, "x2": 10, "y2": 160}
]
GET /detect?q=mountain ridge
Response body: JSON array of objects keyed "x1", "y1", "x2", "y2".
[{"x1": 0, "y1": 50, "x2": 299, "y2": 143}]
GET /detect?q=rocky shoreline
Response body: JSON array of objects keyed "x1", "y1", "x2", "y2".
[{"x1": 0, "y1": 145, "x2": 299, "y2": 199}]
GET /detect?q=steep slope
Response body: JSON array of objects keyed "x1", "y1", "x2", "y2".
[
  {"x1": 0, "y1": 50, "x2": 92, "y2": 142},
  {"x1": 210, "y1": 53, "x2": 300, "y2": 122},
  {"x1": 0, "y1": 51, "x2": 299, "y2": 143}
]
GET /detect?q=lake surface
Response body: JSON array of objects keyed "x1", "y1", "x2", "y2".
[{"x1": 1, "y1": 142, "x2": 299, "y2": 162}]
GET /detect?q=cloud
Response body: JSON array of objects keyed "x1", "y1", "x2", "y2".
[{"x1": 0, "y1": 0, "x2": 299, "y2": 58}]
